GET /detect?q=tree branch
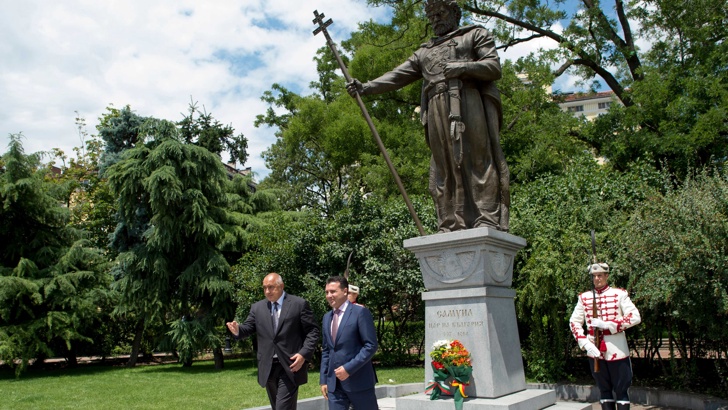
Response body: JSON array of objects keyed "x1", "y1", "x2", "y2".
[{"x1": 464, "y1": 2, "x2": 634, "y2": 106}]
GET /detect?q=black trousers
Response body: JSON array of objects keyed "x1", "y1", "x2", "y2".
[
  {"x1": 265, "y1": 360, "x2": 298, "y2": 410},
  {"x1": 589, "y1": 357, "x2": 632, "y2": 403}
]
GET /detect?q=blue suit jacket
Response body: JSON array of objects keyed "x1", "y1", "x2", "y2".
[{"x1": 319, "y1": 302, "x2": 378, "y2": 393}]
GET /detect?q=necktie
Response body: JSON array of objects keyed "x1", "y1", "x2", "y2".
[
  {"x1": 331, "y1": 309, "x2": 341, "y2": 341},
  {"x1": 272, "y1": 302, "x2": 279, "y2": 331}
]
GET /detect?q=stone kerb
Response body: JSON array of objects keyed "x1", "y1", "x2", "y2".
[{"x1": 403, "y1": 227, "x2": 526, "y2": 291}]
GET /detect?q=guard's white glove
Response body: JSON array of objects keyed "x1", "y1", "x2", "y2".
[
  {"x1": 583, "y1": 341, "x2": 601, "y2": 358},
  {"x1": 589, "y1": 318, "x2": 609, "y2": 330}
]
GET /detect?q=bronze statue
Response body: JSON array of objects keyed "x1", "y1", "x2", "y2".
[{"x1": 347, "y1": 0, "x2": 509, "y2": 232}]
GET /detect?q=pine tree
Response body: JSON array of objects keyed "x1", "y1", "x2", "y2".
[
  {"x1": 0, "y1": 134, "x2": 112, "y2": 376},
  {"x1": 106, "y1": 119, "x2": 236, "y2": 368}
]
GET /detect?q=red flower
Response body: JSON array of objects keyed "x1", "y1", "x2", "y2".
[{"x1": 433, "y1": 361, "x2": 445, "y2": 370}]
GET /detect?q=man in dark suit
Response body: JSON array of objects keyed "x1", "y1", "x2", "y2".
[
  {"x1": 226, "y1": 273, "x2": 319, "y2": 410},
  {"x1": 320, "y1": 276, "x2": 378, "y2": 410}
]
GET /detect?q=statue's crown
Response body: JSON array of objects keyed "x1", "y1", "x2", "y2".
[{"x1": 425, "y1": 0, "x2": 460, "y2": 13}]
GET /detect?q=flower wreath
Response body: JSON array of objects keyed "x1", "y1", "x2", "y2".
[{"x1": 426, "y1": 339, "x2": 473, "y2": 410}]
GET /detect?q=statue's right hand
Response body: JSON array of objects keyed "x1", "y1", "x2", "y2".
[
  {"x1": 226, "y1": 321, "x2": 240, "y2": 337},
  {"x1": 346, "y1": 79, "x2": 364, "y2": 97}
]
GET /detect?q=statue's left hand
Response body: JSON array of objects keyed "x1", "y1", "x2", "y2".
[{"x1": 443, "y1": 62, "x2": 469, "y2": 78}]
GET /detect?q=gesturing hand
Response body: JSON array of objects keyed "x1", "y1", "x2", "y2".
[{"x1": 225, "y1": 321, "x2": 239, "y2": 337}]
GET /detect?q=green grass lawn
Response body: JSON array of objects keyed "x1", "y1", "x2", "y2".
[{"x1": 0, "y1": 358, "x2": 424, "y2": 410}]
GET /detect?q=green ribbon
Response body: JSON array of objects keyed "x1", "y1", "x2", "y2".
[
  {"x1": 425, "y1": 363, "x2": 473, "y2": 410},
  {"x1": 448, "y1": 365, "x2": 473, "y2": 410}
]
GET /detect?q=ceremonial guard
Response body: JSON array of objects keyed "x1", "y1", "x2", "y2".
[{"x1": 569, "y1": 263, "x2": 641, "y2": 410}]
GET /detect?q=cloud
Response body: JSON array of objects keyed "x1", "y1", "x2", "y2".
[
  {"x1": 0, "y1": 0, "x2": 387, "y2": 179},
  {"x1": 2, "y1": 1, "x2": 641, "y2": 178}
]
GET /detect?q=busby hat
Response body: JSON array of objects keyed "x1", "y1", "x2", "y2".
[{"x1": 589, "y1": 263, "x2": 610, "y2": 274}]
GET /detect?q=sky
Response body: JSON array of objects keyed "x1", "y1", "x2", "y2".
[{"x1": 0, "y1": 0, "x2": 565, "y2": 180}]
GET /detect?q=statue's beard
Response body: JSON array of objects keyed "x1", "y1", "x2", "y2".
[{"x1": 432, "y1": 19, "x2": 457, "y2": 36}]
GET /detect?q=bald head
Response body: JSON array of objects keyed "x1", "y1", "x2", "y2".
[{"x1": 263, "y1": 272, "x2": 284, "y2": 302}]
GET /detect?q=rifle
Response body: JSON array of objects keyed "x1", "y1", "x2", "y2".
[{"x1": 590, "y1": 230, "x2": 602, "y2": 372}]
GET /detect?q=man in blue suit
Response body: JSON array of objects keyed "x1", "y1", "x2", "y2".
[{"x1": 320, "y1": 276, "x2": 379, "y2": 410}]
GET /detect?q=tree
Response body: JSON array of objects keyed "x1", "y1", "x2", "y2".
[
  {"x1": 257, "y1": 37, "x2": 430, "y2": 212},
  {"x1": 364, "y1": 0, "x2": 728, "y2": 177},
  {"x1": 97, "y1": 106, "x2": 157, "y2": 367},
  {"x1": 178, "y1": 100, "x2": 249, "y2": 166},
  {"x1": 498, "y1": 58, "x2": 588, "y2": 183},
  {"x1": 0, "y1": 134, "x2": 112, "y2": 375},
  {"x1": 510, "y1": 157, "x2": 662, "y2": 380},
  {"x1": 232, "y1": 192, "x2": 436, "y2": 363},
  {"x1": 614, "y1": 168, "x2": 728, "y2": 393},
  {"x1": 102, "y1": 101, "x2": 277, "y2": 369},
  {"x1": 105, "y1": 118, "x2": 237, "y2": 368},
  {"x1": 582, "y1": 0, "x2": 728, "y2": 175},
  {"x1": 43, "y1": 116, "x2": 122, "y2": 360},
  {"x1": 47, "y1": 114, "x2": 118, "y2": 253}
]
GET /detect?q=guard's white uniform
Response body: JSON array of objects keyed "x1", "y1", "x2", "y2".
[{"x1": 569, "y1": 285, "x2": 641, "y2": 360}]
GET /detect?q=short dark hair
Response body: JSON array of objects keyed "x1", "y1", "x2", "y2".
[{"x1": 326, "y1": 276, "x2": 349, "y2": 291}]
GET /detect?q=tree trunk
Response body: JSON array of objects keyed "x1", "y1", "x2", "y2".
[
  {"x1": 66, "y1": 345, "x2": 78, "y2": 367},
  {"x1": 213, "y1": 346, "x2": 224, "y2": 369},
  {"x1": 126, "y1": 318, "x2": 145, "y2": 368}
]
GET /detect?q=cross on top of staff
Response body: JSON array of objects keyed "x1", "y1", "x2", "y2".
[{"x1": 312, "y1": 10, "x2": 333, "y2": 38}]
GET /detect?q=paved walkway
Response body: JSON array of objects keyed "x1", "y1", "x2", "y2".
[
  {"x1": 375, "y1": 397, "x2": 686, "y2": 409},
  {"x1": 248, "y1": 384, "x2": 723, "y2": 410}
]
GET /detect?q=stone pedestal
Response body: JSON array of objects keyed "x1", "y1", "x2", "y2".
[
  {"x1": 421, "y1": 287, "x2": 525, "y2": 398},
  {"x1": 404, "y1": 228, "x2": 556, "y2": 408}
]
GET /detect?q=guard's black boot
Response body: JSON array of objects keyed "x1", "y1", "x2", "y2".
[
  {"x1": 600, "y1": 400, "x2": 616, "y2": 410},
  {"x1": 616, "y1": 402, "x2": 630, "y2": 410}
]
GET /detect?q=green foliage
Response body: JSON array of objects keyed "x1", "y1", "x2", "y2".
[
  {"x1": 104, "y1": 117, "x2": 236, "y2": 366},
  {"x1": 499, "y1": 58, "x2": 588, "y2": 183},
  {"x1": 615, "y1": 169, "x2": 728, "y2": 392},
  {"x1": 232, "y1": 192, "x2": 436, "y2": 361},
  {"x1": 511, "y1": 158, "x2": 663, "y2": 381},
  {"x1": 0, "y1": 135, "x2": 113, "y2": 376},
  {"x1": 178, "y1": 100, "x2": 249, "y2": 166},
  {"x1": 368, "y1": 0, "x2": 728, "y2": 177},
  {"x1": 258, "y1": 6, "x2": 430, "y2": 213},
  {"x1": 377, "y1": 320, "x2": 425, "y2": 365}
]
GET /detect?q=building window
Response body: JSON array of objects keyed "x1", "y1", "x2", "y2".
[
  {"x1": 568, "y1": 105, "x2": 584, "y2": 112},
  {"x1": 598, "y1": 102, "x2": 611, "y2": 109}
]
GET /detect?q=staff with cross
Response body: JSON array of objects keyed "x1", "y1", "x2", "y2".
[{"x1": 313, "y1": 10, "x2": 425, "y2": 236}]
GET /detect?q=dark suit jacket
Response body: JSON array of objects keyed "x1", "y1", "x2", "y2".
[
  {"x1": 236, "y1": 293, "x2": 319, "y2": 387},
  {"x1": 319, "y1": 302, "x2": 378, "y2": 393}
]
